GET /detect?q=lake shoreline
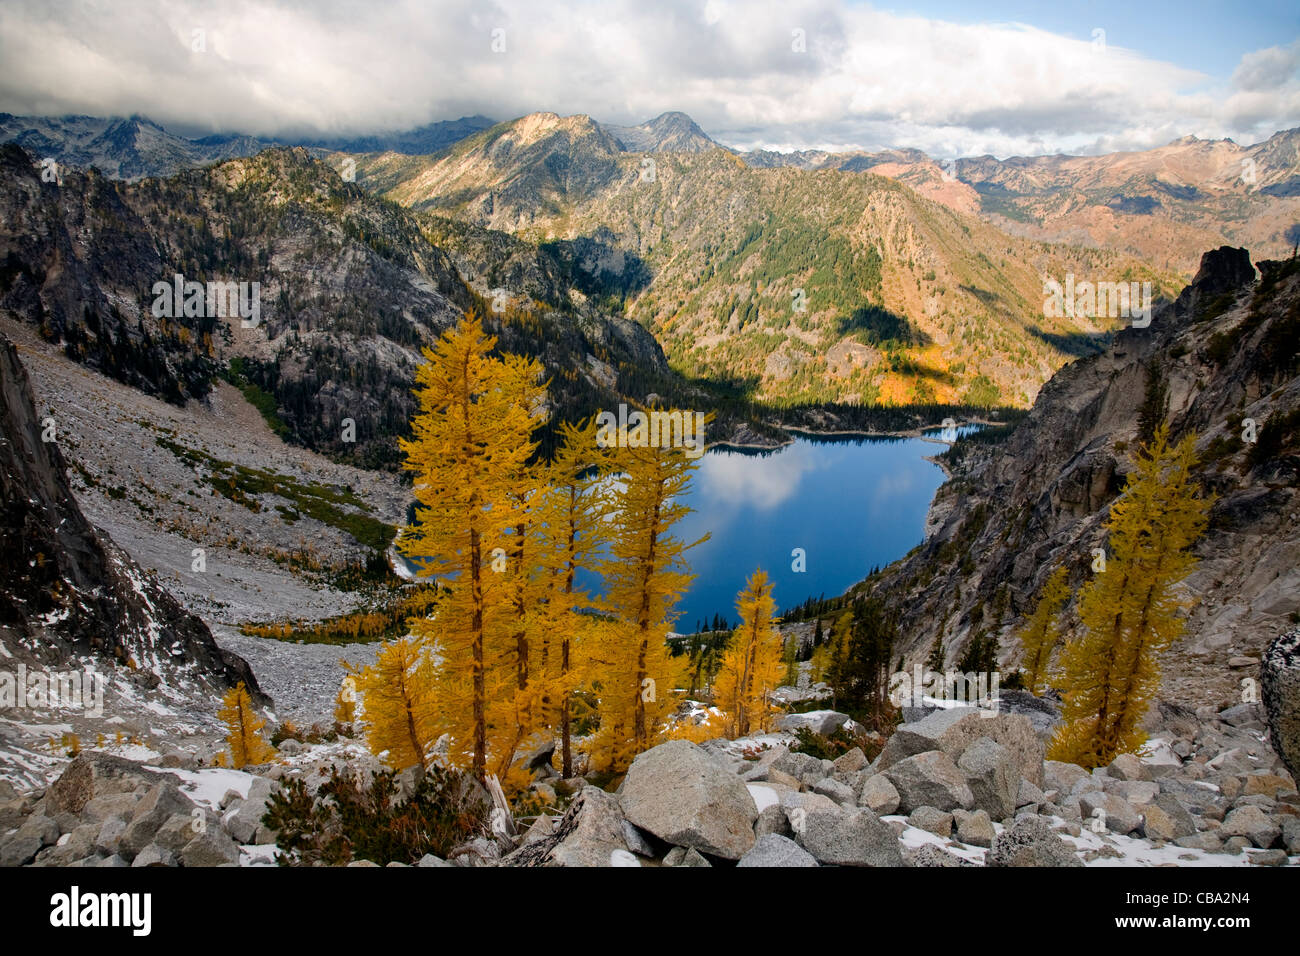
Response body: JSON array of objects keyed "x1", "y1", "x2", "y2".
[
  {"x1": 696, "y1": 421, "x2": 977, "y2": 619},
  {"x1": 710, "y1": 417, "x2": 1001, "y2": 455}
]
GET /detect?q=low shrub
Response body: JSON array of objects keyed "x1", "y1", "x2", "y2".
[{"x1": 263, "y1": 764, "x2": 487, "y2": 866}]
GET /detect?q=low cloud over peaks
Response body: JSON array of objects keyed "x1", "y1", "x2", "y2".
[{"x1": 0, "y1": 0, "x2": 1295, "y2": 157}]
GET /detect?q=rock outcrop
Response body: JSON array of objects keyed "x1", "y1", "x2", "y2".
[
  {"x1": 866, "y1": 249, "x2": 1300, "y2": 708},
  {"x1": 1263, "y1": 624, "x2": 1300, "y2": 782},
  {"x1": 0, "y1": 331, "x2": 260, "y2": 699}
]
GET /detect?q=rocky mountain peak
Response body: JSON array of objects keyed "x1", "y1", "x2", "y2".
[
  {"x1": 605, "y1": 111, "x2": 719, "y2": 153},
  {"x1": 1170, "y1": 245, "x2": 1258, "y2": 319}
]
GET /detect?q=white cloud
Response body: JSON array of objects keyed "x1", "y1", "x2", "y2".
[
  {"x1": 0, "y1": 0, "x2": 1294, "y2": 157},
  {"x1": 1231, "y1": 39, "x2": 1300, "y2": 92},
  {"x1": 698, "y1": 443, "x2": 823, "y2": 512}
]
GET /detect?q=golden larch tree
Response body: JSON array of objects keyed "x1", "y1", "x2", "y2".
[
  {"x1": 355, "y1": 637, "x2": 439, "y2": 770},
  {"x1": 1049, "y1": 426, "x2": 1211, "y2": 768},
  {"x1": 589, "y1": 422, "x2": 708, "y2": 772},
  {"x1": 537, "y1": 417, "x2": 612, "y2": 777},
  {"x1": 218, "y1": 682, "x2": 276, "y2": 768},
  {"x1": 397, "y1": 310, "x2": 546, "y2": 780},
  {"x1": 493, "y1": 484, "x2": 558, "y2": 782},
  {"x1": 1017, "y1": 565, "x2": 1070, "y2": 695},
  {"x1": 713, "y1": 569, "x2": 783, "y2": 738},
  {"x1": 332, "y1": 673, "x2": 356, "y2": 735}
]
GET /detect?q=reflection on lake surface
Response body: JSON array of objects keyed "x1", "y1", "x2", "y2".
[{"x1": 582, "y1": 432, "x2": 955, "y2": 631}]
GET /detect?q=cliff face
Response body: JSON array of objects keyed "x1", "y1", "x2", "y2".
[
  {"x1": 867, "y1": 247, "x2": 1300, "y2": 708},
  {"x1": 0, "y1": 331, "x2": 261, "y2": 700},
  {"x1": 0, "y1": 143, "x2": 672, "y2": 470}
]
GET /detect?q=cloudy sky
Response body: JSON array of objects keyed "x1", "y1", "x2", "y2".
[{"x1": 1, "y1": 0, "x2": 1296, "y2": 158}]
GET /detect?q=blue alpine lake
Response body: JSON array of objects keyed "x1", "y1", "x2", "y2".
[
  {"x1": 401, "y1": 426, "x2": 977, "y2": 632},
  {"x1": 582, "y1": 427, "x2": 972, "y2": 631}
]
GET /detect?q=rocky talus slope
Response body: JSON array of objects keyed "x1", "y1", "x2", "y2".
[
  {"x1": 1, "y1": 316, "x2": 402, "y2": 737},
  {"x1": 0, "y1": 329, "x2": 257, "y2": 694},
  {"x1": 1, "y1": 328, "x2": 265, "y2": 788},
  {"x1": 2, "y1": 317, "x2": 408, "y2": 630},
  {"x1": 864, "y1": 247, "x2": 1299, "y2": 709},
  {"x1": 1263, "y1": 625, "x2": 1300, "y2": 782},
  {"x1": 2, "y1": 699, "x2": 1296, "y2": 867}
]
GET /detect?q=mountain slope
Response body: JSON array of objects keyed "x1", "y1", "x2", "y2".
[
  {"x1": 359, "y1": 114, "x2": 1179, "y2": 407},
  {"x1": 0, "y1": 143, "x2": 672, "y2": 470},
  {"x1": 741, "y1": 130, "x2": 1300, "y2": 277},
  {"x1": 364, "y1": 113, "x2": 627, "y2": 231},
  {"x1": 0, "y1": 329, "x2": 261, "y2": 701},
  {"x1": 860, "y1": 247, "x2": 1300, "y2": 709}
]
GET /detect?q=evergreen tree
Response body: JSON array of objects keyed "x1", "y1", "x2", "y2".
[
  {"x1": 218, "y1": 682, "x2": 276, "y2": 769},
  {"x1": 1137, "y1": 361, "x2": 1169, "y2": 447},
  {"x1": 822, "y1": 609, "x2": 853, "y2": 710},
  {"x1": 713, "y1": 570, "x2": 783, "y2": 737},
  {"x1": 926, "y1": 636, "x2": 946, "y2": 673},
  {"x1": 1017, "y1": 566, "x2": 1070, "y2": 695},
  {"x1": 837, "y1": 596, "x2": 895, "y2": 722},
  {"x1": 782, "y1": 629, "x2": 800, "y2": 688},
  {"x1": 1049, "y1": 427, "x2": 1211, "y2": 768},
  {"x1": 956, "y1": 629, "x2": 999, "y2": 675}
]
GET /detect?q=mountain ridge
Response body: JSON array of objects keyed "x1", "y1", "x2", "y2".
[
  {"x1": 0, "y1": 142, "x2": 676, "y2": 472},
  {"x1": 859, "y1": 247, "x2": 1300, "y2": 709},
  {"x1": 355, "y1": 115, "x2": 1180, "y2": 407},
  {"x1": 6, "y1": 107, "x2": 1295, "y2": 277}
]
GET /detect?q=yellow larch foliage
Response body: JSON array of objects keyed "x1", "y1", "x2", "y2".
[
  {"x1": 397, "y1": 310, "x2": 546, "y2": 780},
  {"x1": 1049, "y1": 426, "x2": 1211, "y2": 768},
  {"x1": 667, "y1": 708, "x2": 727, "y2": 743},
  {"x1": 713, "y1": 569, "x2": 783, "y2": 738},
  {"x1": 332, "y1": 672, "x2": 357, "y2": 732},
  {"x1": 536, "y1": 417, "x2": 612, "y2": 778},
  {"x1": 218, "y1": 682, "x2": 276, "y2": 768},
  {"x1": 587, "y1": 423, "x2": 708, "y2": 772},
  {"x1": 1017, "y1": 565, "x2": 1070, "y2": 695},
  {"x1": 355, "y1": 637, "x2": 439, "y2": 770},
  {"x1": 492, "y1": 484, "x2": 561, "y2": 779}
]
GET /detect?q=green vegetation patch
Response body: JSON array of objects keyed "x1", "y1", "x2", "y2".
[
  {"x1": 154, "y1": 434, "x2": 396, "y2": 551},
  {"x1": 223, "y1": 357, "x2": 290, "y2": 438}
]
